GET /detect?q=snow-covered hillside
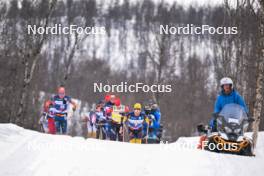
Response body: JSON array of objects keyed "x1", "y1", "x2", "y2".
[{"x1": 0, "y1": 123, "x2": 263, "y2": 176}]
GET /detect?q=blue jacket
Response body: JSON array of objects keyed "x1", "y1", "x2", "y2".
[
  {"x1": 150, "y1": 109, "x2": 161, "y2": 129},
  {"x1": 214, "y1": 90, "x2": 249, "y2": 114}
]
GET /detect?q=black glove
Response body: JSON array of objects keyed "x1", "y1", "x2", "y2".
[{"x1": 197, "y1": 123, "x2": 206, "y2": 133}]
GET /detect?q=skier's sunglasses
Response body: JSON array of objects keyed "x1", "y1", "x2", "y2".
[{"x1": 134, "y1": 108, "x2": 141, "y2": 111}]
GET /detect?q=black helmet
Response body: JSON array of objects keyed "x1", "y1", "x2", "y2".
[
  {"x1": 96, "y1": 100, "x2": 104, "y2": 106},
  {"x1": 147, "y1": 99, "x2": 158, "y2": 110}
]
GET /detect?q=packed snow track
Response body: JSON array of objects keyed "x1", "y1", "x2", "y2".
[{"x1": 0, "y1": 123, "x2": 263, "y2": 176}]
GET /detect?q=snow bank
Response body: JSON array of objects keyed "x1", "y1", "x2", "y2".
[{"x1": 0, "y1": 123, "x2": 263, "y2": 176}]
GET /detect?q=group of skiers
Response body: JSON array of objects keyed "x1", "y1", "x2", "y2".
[
  {"x1": 39, "y1": 87, "x2": 162, "y2": 144},
  {"x1": 39, "y1": 77, "x2": 248, "y2": 145},
  {"x1": 84, "y1": 94, "x2": 162, "y2": 144}
]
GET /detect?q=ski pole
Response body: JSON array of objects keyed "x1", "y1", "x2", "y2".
[
  {"x1": 121, "y1": 116, "x2": 124, "y2": 142},
  {"x1": 145, "y1": 121, "x2": 149, "y2": 144}
]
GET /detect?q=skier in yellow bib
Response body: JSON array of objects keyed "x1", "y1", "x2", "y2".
[{"x1": 109, "y1": 97, "x2": 129, "y2": 141}]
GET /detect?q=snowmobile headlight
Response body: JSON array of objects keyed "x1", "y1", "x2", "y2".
[
  {"x1": 234, "y1": 128, "x2": 241, "y2": 134},
  {"x1": 224, "y1": 126, "x2": 232, "y2": 133}
]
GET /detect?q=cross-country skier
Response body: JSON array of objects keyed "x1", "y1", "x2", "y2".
[
  {"x1": 39, "y1": 100, "x2": 51, "y2": 133},
  {"x1": 103, "y1": 94, "x2": 116, "y2": 138},
  {"x1": 143, "y1": 100, "x2": 161, "y2": 143},
  {"x1": 210, "y1": 77, "x2": 249, "y2": 132},
  {"x1": 94, "y1": 103, "x2": 108, "y2": 140},
  {"x1": 109, "y1": 97, "x2": 129, "y2": 141},
  {"x1": 126, "y1": 103, "x2": 148, "y2": 144},
  {"x1": 46, "y1": 101, "x2": 57, "y2": 134},
  {"x1": 83, "y1": 106, "x2": 97, "y2": 138},
  {"x1": 39, "y1": 100, "x2": 58, "y2": 134},
  {"x1": 51, "y1": 86, "x2": 77, "y2": 134}
]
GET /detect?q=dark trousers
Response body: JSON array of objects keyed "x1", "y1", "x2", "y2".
[
  {"x1": 96, "y1": 124, "x2": 107, "y2": 139},
  {"x1": 55, "y1": 117, "x2": 67, "y2": 134},
  {"x1": 109, "y1": 123, "x2": 123, "y2": 141},
  {"x1": 128, "y1": 128, "x2": 143, "y2": 140}
]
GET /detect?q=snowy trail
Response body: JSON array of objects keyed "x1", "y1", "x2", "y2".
[{"x1": 0, "y1": 123, "x2": 263, "y2": 176}]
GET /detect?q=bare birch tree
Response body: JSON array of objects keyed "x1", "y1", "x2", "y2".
[{"x1": 16, "y1": 0, "x2": 57, "y2": 125}]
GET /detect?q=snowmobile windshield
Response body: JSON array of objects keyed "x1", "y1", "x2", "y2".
[{"x1": 219, "y1": 103, "x2": 248, "y2": 125}]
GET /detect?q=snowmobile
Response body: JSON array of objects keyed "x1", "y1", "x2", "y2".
[{"x1": 197, "y1": 103, "x2": 254, "y2": 156}]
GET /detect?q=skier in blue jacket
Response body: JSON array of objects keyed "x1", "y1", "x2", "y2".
[
  {"x1": 210, "y1": 77, "x2": 249, "y2": 131},
  {"x1": 51, "y1": 86, "x2": 77, "y2": 134},
  {"x1": 144, "y1": 102, "x2": 161, "y2": 131}
]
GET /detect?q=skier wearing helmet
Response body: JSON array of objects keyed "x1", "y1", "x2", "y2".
[
  {"x1": 83, "y1": 102, "x2": 103, "y2": 138},
  {"x1": 143, "y1": 100, "x2": 161, "y2": 143},
  {"x1": 93, "y1": 102, "x2": 107, "y2": 139},
  {"x1": 44, "y1": 100, "x2": 57, "y2": 134},
  {"x1": 210, "y1": 77, "x2": 248, "y2": 132},
  {"x1": 126, "y1": 103, "x2": 148, "y2": 143},
  {"x1": 51, "y1": 86, "x2": 77, "y2": 134},
  {"x1": 105, "y1": 94, "x2": 116, "y2": 108},
  {"x1": 103, "y1": 94, "x2": 116, "y2": 138},
  {"x1": 39, "y1": 100, "x2": 53, "y2": 133},
  {"x1": 109, "y1": 97, "x2": 128, "y2": 141}
]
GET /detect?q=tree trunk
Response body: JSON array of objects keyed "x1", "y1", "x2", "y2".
[
  {"x1": 16, "y1": 0, "x2": 57, "y2": 126},
  {"x1": 252, "y1": 1, "x2": 264, "y2": 149}
]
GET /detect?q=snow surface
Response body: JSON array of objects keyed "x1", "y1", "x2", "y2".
[{"x1": 0, "y1": 123, "x2": 263, "y2": 176}]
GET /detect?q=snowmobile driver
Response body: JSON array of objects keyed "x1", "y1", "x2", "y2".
[{"x1": 210, "y1": 77, "x2": 249, "y2": 132}]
